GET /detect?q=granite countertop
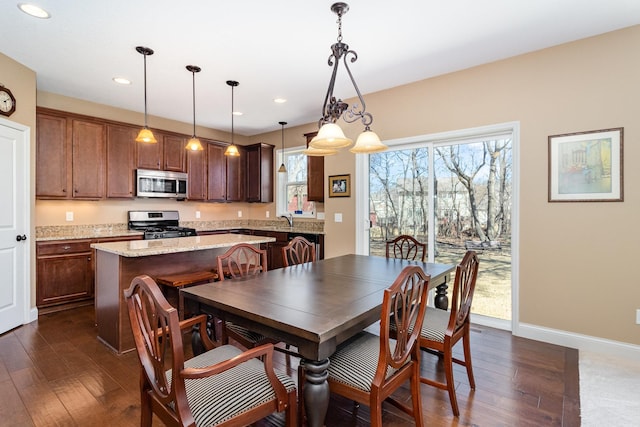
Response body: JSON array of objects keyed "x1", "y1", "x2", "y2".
[
  {"x1": 91, "y1": 233, "x2": 276, "y2": 258},
  {"x1": 36, "y1": 221, "x2": 324, "y2": 241}
]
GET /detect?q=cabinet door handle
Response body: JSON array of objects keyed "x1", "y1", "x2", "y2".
[{"x1": 16, "y1": 234, "x2": 27, "y2": 242}]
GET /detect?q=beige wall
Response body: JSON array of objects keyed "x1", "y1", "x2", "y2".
[{"x1": 5, "y1": 24, "x2": 640, "y2": 347}]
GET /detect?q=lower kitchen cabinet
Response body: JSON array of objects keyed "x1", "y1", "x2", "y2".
[
  {"x1": 251, "y1": 230, "x2": 288, "y2": 270},
  {"x1": 36, "y1": 235, "x2": 142, "y2": 312},
  {"x1": 36, "y1": 239, "x2": 94, "y2": 310}
]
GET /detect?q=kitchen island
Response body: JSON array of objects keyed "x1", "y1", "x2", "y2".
[{"x1": 92, "y1": 233, "x2": 275, "y2": 354}]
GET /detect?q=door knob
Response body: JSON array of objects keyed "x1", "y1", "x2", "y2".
[{"x1": 16, "y1": 234, "x2": 27, "y2": 242}]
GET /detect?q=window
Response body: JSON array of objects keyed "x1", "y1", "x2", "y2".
[{"x1": 277, "y1": 147, "x2": 316, "y2": 217}]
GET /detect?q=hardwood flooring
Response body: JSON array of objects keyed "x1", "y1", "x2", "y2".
[{"x1": 0, "y1": 306, "x2": 579, "y2": 426}]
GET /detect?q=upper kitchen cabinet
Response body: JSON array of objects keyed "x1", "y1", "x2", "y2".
[
  {"x1": 187, "y1": 145, "x2": 207, "y2": 201},
  {"x1": 206, "y1": 141, "x2": 246, "y2": 202},
  {"x1": 106, "y1": 124, "x2": 137, "y2": 198},
  {"x1": 226, "y1": 145, "x2": 246, "y2": 202},
  {"x1": 36, "y1": 108, "x2": 106, "y2": 200},
  {"x1": 71, "y1": 119, "x2": 106, "y2": 199},
  {"x1": 135, "y1": 131, "x2": 187, "y2": 172},
  {"x1": 162, "y1": 133, "x2": 187, "y2": 172},
  {"x1": 305, "y1": 131, "x2": 324, "y2": 202},
  {"x1": 246, "y1": 143, "x2": 274, "y2": 203},
  {"x1": 36, "y1": 111, "x2": 70, "y2": 198}
]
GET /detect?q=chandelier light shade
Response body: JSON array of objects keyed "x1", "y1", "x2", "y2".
[
  {"x1": 309, "y1": 2, "x2": 387, "y2": 155},
  {"x1": 302, "y1": 145, "x2": 338, "y2": 156},
  {"x1": 185, "y1": 65, "x2": 204, "y2": 151},
  {"x1": 224, "y1": 80, "x2": 241, "y2": 157},
  {"x1": 134, "y1": 46, "x2": 157, "y2": 144},
  {"x1": 278, "y1": 121, "x2": 287, "y2": 173}
]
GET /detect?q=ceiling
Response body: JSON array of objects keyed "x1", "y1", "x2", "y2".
[{"x1": 2, "y1": 1, "x2": 640, "y2": 136}]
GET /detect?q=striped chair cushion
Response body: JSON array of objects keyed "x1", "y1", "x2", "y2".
[
  {"x1": 327, "y1": 332, "x2": 403, "y2": 393},
  {"x1": 419, "y1": 308, "x2": 450, "y2": 343},
  {"x1": 226, "y1": 321, "x2": 270, "y2": 345},
  {"x1": 166, "y1": 344, "x2": 295, "y2": 426}
]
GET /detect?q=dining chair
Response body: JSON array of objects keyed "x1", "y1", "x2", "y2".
[
  {"x1": 385, "y1": 234, "x2": 427, "y2": 262},
  {"x1": 417, "y1": 250, "x2": 479, "y2": 416},
  {"x1": 123, "y1": 274, "x2": 297, "y2": 427},
  {"x1": 281, "y1": 236, "x2": 316, "y2": 267},
  {"x1": 215, "y1": 243, "x2": 276, "y2": 350},
  {"x1": 324, "y1": 265, "x2": 430, "y2": 427}
]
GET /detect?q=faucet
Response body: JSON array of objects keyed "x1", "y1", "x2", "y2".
[{"x1": 280, "y1": 214, "x2": 293, "y2": 228}]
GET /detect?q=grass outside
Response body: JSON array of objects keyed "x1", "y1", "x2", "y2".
[{"x1": 370, "y1": 238, "x2": 512, "y2": 320}]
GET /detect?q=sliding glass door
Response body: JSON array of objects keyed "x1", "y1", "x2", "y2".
[{"x1": 365, "y1": 126, "x2": 515, "y2": 323}]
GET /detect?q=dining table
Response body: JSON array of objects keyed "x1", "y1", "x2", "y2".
[{"x1": 181, "y1": 254, "x2": 455, "y2": 427}]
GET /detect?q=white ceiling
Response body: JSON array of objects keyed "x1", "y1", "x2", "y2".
[{"x1": 2, "y1": 1, "x2": 640, "y2": 136}]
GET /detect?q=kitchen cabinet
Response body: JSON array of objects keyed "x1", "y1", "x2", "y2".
[
  {"x1": 36, "y1": 235, "x2": 143, "y2": 312},
  {"x1": 226, "y1": 145, "x2": 246, "y2": 202},
  {"x1": 162, "y1": 133, "x2": 187, "y2": 172},
  {"x1": 135, "y1": 131, "x2": 187, "y2": 172},
  {"x1": 36, "y1": 111, "x2": 70, "y2": 198},
  {"x1": 36, "y1": 239, "x2": 94, "y2": 310},
  {"x1": 71, "y1": 119, "x2": 106, "y2": 199},
  {"x1": 305, "y1": 131, "x2": 324, "y2": 202},
  {"x1": 106, "y1": 124, "x2": 137, "y2": 198},
  {"x1": 187, "y1": 146, "x2": 207, "y2": 201},
  {"x1": 251, "y1": 230, "x2": 288, "y2": 270},
  {"x1": 36, "y1": 109, "x2": 106, "y2": 200},
  {"x1": 246, "y1": 143, "x2": 274, "y2": 203},
  {"x1": 207, "y1": 142, "x2": 227, "y2": 201},
  {"x1": 206, "y1": 141, "x2": 246, "y2": 202}
]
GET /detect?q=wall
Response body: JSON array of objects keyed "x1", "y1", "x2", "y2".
[{"x1": 318, "y1": 25, "x2": 640, "y2": 347}]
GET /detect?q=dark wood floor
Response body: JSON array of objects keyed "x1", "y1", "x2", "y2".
[{"x1": 0, "y1": 306, "x2": 579, "y2": 426}]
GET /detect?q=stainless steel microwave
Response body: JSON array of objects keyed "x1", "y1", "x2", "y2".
[{"x1": 136, "y1": 169, "x2": 188, "y2": 199}]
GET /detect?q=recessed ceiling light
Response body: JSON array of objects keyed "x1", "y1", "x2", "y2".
[
  {"x1": 112, "y1": 77, "x2": 131, "y2": 85},
  {"x1": 273, "y1": 98, "x2": 287, "y2": 104},
  {"x1": 232, "y1": 111, "x2": 243, "y2": 116},
  {"x1": 18, "y1": 3, "x2": 50, "y2": 19}
]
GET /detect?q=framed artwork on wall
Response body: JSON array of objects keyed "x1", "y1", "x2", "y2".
[
  {"x1": 548, "y1": 127, "x2": 623, "y2": 202},
  {"x1": 329, "y1": 174, "x2": 351, "y2": 198}
]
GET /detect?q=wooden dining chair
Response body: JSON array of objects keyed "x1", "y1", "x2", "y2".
[
  {"x1": 215, "y1": 243, "x2": 276, "y2": 350},
  {"x1": 123, "y1": 274, "x2": 297, "y2": 427},
  {"x1": 385, "y1": 234, "x2": 427, "y2": 262},
  {"x1": 417, "y1": 250, "x2": 479, "y2": 416},
  {"x1": 281, "y1": 236, "x2": 316, "y2": 267},
  {"x1": 324, "y1": 265, "x2": 430, "y2": 427}
]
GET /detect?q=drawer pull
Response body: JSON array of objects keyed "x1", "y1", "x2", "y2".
[{"x1": 63, "y1": 245, "x2": 71, "y2": 250}]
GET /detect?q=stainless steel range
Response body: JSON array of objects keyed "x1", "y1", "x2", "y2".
[{"x1": 128, "y1": 210, "x2": 197, "y2": 240}]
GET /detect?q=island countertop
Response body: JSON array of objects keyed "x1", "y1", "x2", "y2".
[{"x1": 91, "y1": 233, "x2": 275, "y2": 257}]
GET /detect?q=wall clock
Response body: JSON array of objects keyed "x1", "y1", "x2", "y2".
[{"x1": 0, "y1": 85, "x2": 16, "y2": 117}]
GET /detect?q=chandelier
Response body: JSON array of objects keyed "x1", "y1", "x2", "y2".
[
  {"x1": 185, "y1": 65, "x2": 204, "y2": 151},
  {"x1": 308, "y1": 2, "x2": 387, "y2": 155},
  {"x1": 134, "y1": 46, "x2": 157, "y2": 144}
]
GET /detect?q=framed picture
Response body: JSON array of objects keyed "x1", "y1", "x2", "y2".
[
  {"x1": 329, "y1": 174, "x2": 351, "y2": 197},
  {"x1": 548, "y1": 127, "x2": 623, "y2": 202}
]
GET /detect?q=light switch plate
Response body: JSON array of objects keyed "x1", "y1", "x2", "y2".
[
  {"x1": 334, "y1": 213, "x2": 343, "y2": 223},
  {"x1": 237, "y1": 210, "x2": 243, "y2": 218},
  {"x1": 195, "y1": 211, "x2": 201, "y2": 219},
  {"x1": 65, "y1": 211, "x2": 74, "y2": 222},
  {"x1": 636, "y1": 309, "x2": 640, "y2": 325},
  {"x1": 266, "y1": 211, "x2": 270, "y2": 218}
]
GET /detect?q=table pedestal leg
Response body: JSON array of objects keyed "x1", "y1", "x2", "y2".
[
  {"x1": 435, "y1": 281, "x2": 449, "y2": 310},
  {"x1": 302, "y1": 358, "x2": 330, "y2": 427}
]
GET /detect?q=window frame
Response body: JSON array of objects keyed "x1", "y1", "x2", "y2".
[{"x1": 276, "y1": 146, "x2": 316, "y2": 218}]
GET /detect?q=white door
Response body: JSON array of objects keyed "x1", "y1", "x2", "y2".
[{"x1": 0, "y1": 119, "x2": 30, "y2": 334}]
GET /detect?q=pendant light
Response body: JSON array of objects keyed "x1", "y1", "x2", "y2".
[
  {"x1": 278, "y1": 121, "x2": 287, "y2": 173},
  {"x1": 309, "y1": 3, "x2": 387, "y2": 155},
  {"x1": 224, "y1": 80, "x2": 240, "y2": 157},
  {"x1": 134, "y1": 46, "x2": 157, "y2": 143},
  {"x1": 185, "y1": 65, "x2": 204, "y2": 151}
]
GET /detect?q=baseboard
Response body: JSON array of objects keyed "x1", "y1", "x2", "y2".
[
  {"x1": 518, "y1": 323, "x2": 640, "y2": 360},
  {"x1": 29, "y1": 307, "x2": 38, "y2": 323}
]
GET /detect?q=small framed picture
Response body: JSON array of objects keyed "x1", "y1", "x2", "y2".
[
  {"x1": 548, "y1": 128, "x2": 623, "y2": 202},
  {"x1": 329, "y1": 174, "x2": 351, "y2": 198}
]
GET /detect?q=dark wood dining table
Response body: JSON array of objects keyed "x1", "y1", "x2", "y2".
[{"x1": 181, "y1": 254, "x2": 455, "y2": 427}]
